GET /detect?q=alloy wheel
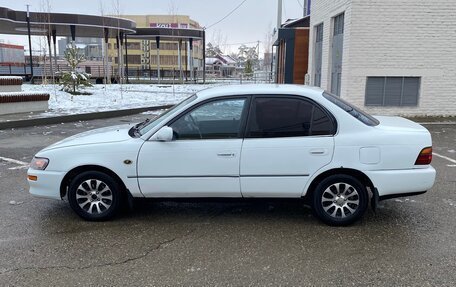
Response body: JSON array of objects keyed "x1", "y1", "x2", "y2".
[
  {"x1": 76, "y1": 179, "x2": 113, "y2": 215},
  {"x1": 321, "y1": 182, "x2": 360, "y2": 219}
]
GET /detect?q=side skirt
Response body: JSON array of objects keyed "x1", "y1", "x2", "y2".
[{"x1": 379, "y1": 190, "x2": 427, "y2": 201}]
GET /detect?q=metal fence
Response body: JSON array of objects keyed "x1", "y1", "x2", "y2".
[{"x1": 0, "y1": 64, "x2": 275, "y2": 84}]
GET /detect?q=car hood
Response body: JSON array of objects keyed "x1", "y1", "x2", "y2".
[
  {"x1": 42, "y1": 124, "x2": 133, "y2": 151},
  {"x1": 373, "y1": 116, "x2": 428, "y2": 133}
]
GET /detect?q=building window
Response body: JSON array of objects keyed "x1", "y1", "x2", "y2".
[
  {"x1": 313, "y1": 23, "x2": 323, "y2": 87},
  {"x1": 365, "y1": 77, "x2": 420, "y2": 106},
  {"x1": 150, "y1": 55, "x2": 182, "y2": 66},
  {"x1": 333, "y1": 13, "x2": 344, "y2": 35},
  {"x1": 126, "y1": 42, "x2": 140, "y2": 50},
  {"x1": 330, "y1": 13, "x2": 344, "y2": 96},
  {"x1": 126, "y1": 55, "x2": 141, "y2": 64}
]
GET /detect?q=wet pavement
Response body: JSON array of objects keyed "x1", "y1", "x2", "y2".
[{"x1": 0, "y1": 116, "x2": 455, "y2": 286}]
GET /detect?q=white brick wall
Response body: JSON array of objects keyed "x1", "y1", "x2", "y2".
[{"x1": 309, "y1": 0, "x2": 456, "y2": 116}]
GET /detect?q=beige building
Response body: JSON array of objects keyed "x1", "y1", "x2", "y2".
[{"x1": 108, "y1": 15, "x2": 203, "y2": 78}]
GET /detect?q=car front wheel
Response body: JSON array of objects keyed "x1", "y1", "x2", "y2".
[
  {"x1": 68, "y1": 171, "x2": 121, "y2": 221},
  {"x1": 312, "y1": 174, "x2": 368, "y2": 226}
]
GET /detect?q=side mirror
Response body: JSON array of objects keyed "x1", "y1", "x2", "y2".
[{"x1": 151, "y1": 126, "x2": 173, "y2": 142}]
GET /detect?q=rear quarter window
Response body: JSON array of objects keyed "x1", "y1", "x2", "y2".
[{"x1": 323, "y1": 92, "x2": 379, "y2": 126}]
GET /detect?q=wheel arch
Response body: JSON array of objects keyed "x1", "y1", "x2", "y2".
[
  {"x1": 303, "y1": 168, "x2": 375, "y2": 201},
  {"x1": 60, "y1": 165, "x2": 127, "y2": 199}
]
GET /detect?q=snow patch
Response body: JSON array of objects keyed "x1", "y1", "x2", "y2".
[
  {"x1": 9, "y1": 200, "x2": 24, "y2": 205},
  {"x1": 21, "y1": 84, "x2": 217, "y2": 116}
]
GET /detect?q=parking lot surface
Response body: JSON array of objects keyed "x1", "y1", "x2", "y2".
[{"x1": 0, "y1": 115, "x2": 455, "y2": 286}]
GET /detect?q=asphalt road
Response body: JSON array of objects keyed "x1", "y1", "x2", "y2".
[{"x1": 0, "y1": 116, "x2": 455, "y2": 286}]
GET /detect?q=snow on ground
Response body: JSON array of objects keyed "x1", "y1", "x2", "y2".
[{"x1": 21, "y1": 83, "x2": 218, "y2": 116}]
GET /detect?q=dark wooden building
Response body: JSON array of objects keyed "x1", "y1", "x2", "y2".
[{"x1": 273, "y1": 16, "x2": 309, "y2": 84}]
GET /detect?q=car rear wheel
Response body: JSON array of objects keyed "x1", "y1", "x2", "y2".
[
  {"x1": 312, "y1": 174, "x2": 368, "y2": 226},
  {"x1": 68, "y1": 171, "x2": 121, "y2": 221}
]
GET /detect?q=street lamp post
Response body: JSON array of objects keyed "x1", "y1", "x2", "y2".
[{"x1": 26, "y1": 4, "x2": 34, "y2": 83}]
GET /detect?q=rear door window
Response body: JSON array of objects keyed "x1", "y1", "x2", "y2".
[{"x1": 246, "y1": 97, "x2": 336, "y2": 138}]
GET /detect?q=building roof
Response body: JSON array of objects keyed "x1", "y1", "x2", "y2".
[
  {"x1": 0, "y1": 6, "x2": 135, "y2": 38},
  {"x1": 0, "y1": 6, "x2": 204, "y2": 41},
  {"x1": 217, "y1": 55, "x2": 237, "y2": 65},
  {"x1": 0, "y1": 43, "x2": 24, "y2": 49},
  {"x1": 282, "y1": 16, "x2": 310, "y2": 28},
  {"x1": 273, "y1": 15, "x2": 310, "y2": 46},
  {"x1": 130, "y1": 27, "x2": 204, "y2": 41},
  {"x1": 205, "y1": 57, "x2": 222, "y2": 65}
]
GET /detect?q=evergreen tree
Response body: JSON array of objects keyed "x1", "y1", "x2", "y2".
[
  {"x1": 237, "y1": 45, "x2": 259, "y2": 71},
  {"x1": 206, "y1": 42, "x2": 223, "y2": 57},
  {"x1": 59, "y1": 42, "x2": 92, "y2": 95},
  {"x1": 244, "y1": 59, "x2": 253, "y2": 76}
]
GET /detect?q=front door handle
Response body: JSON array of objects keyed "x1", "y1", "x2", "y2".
[{"x1": 310, "y1": 149, "x2": 327, "y2": 155}]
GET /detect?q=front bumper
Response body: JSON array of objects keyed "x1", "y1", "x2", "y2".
[
  {"x1": 365, "y1": 166, "x2": 436, "y2": 198},
  {"x1": 27, "y1": 169, "x2": 66, "y2": 200}
]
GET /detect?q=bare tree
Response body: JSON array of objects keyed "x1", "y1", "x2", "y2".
[
  {"x1": 168, "y1": 0, "x2": 179, "y2": 23},
  {"x1": 112, "y1": 0, "x2": 124, "y2": 91},
  {"x1": 210, "y1": 29, "x2": 227, "y2": 54},
  {"x1": 263, "y1": 22, "x2": 274, "y2": 70},
  {"x1": 263, "y1": 22, "x2": 273, "y2": 55},
  {"x1": 33, "y1": 0, "x2": 50, "y2": 84},
  {"x1": 44, "y1": 0, "x2": 54, "y2": 84},
  {"x1": 99, "y1": 0, "x2": 110, "y2": 85}
]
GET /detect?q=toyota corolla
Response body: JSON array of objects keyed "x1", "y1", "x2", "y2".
[{"x1": 27, "y1": 85, "x2": 436, "y2": 225}]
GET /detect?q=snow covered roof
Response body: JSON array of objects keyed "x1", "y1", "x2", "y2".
[
  {"x1": 0, "y1": 76, "x2": 23, "y2": 81},
  {"x1": 217, "y1": 55, "x2": 237, "y2": 65},
  {"x1": 74, "y1": 43, "x2": 87, "y2": 49},
  {"x1": 205, "y1": 57, "x2": 222, "y2": 65},
  {"x1": 282, "y1": 16, "x2": 310, "y2": 28}
]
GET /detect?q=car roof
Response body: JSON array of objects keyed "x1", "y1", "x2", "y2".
[{"x1": 195, "y1": 84, "x2": 325, "y2": 101}]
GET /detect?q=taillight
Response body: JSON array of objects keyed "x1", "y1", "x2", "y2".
[{"x1": 415, "y1": 147, "x2": 432, "y2": 165}]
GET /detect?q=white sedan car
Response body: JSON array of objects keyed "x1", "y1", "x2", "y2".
[{"x1": 28, "y1": 85, "x2": 436, "y2": 225}]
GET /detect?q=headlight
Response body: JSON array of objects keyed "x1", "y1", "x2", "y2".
[{"x1": 30, "y1": 157, "x2": 49, "y2": 170}]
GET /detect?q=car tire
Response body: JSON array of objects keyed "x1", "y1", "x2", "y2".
[
  {"x1": 68, "y1": 171, "x2": 122, "y2": 221},
  {"x1": 312, "y1": 174, "x2": 368, "y2": 226}
]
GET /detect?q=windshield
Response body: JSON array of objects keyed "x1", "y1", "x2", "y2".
[
  {"x1": 322, "y1": 92, "x2": 379, "y2": 126},
  {"x1": 137, "y1": 94, "x2": 198, "y2": 136}
]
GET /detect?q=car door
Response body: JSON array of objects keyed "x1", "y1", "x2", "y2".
[
  {"x1": 137, "y1": 97, "x2": 249, "y2": 197},
  {"x1": 240, "y1": 96, "x2": 336, "y2": 198}
]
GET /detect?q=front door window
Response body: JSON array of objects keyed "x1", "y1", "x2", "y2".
[{"x1": 170, "y1": 98, "x2": 247, "y2": 140}]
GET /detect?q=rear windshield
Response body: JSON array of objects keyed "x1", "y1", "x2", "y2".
[{"x1": 323, "y1": 92, "x2": 379, "y2": 126}]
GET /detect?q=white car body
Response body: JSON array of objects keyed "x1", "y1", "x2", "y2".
[{"x1": 28, "y1": 85, "x2": 436, "y2": 221}]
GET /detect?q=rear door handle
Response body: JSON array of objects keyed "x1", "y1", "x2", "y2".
[{"x1": 217, "y1": 152, "x2": 235, "y2": 157}]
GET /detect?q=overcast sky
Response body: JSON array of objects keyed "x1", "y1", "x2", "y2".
[{"x1": 0, "y1": 0, "x2": 305, "y2": 54}]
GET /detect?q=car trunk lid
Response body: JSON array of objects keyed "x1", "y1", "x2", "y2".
[{"x1": 373, "y1": 116, "x2": 428, "y2": 133}]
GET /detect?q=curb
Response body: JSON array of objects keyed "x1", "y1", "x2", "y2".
[{"x1": 0, "y1": 105, "x2": 172, "y2": 130}]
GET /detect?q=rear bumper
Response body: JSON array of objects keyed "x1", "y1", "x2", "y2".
[
  {"x1": 27, "y1": 169, "x2": 65, "y2": 200},
  {"x1": 365, "y1": 166, "x2": 436, "y2": 198}
]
